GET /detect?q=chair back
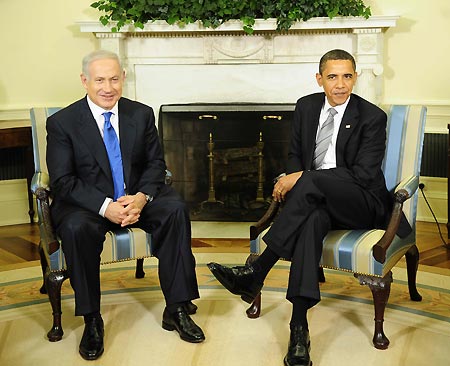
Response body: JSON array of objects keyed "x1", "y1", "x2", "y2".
[
  {"x1": 381, "y1": 105, "x2": 427, "y2": 228},
  {"x1": 29, "y1": 107, "x2": 62, "y2": 175}
]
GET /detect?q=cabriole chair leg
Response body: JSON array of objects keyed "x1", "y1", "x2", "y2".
[
  {"x1": 135, "y1": 258, "x2": 145, "y2": 278},
  {"x1": 46, "y1": 270, "x2": 68, "y2": 342},
  {"x1": 356, "y1": 272, "x2": 392, "y2": 350},
  {"x1": 405, "y1": 245, "x2": 422, "y2": 301},
  {"x1": 246, "y1": 293, "x2": 261, "y2": 319}
]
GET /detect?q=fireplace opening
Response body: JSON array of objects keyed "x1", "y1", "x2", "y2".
[{"x1": 159, "y1": 103, "x2": 294, "y2": 221}]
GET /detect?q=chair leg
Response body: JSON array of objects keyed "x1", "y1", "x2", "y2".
[
  {"x1": 245, "y1": 253, "x2": 261, "y2": 318},
  {"x1": 318, "y1": 267, "x2": 326, "y2": 283},
  {"x1": 246, "y1": 293, "x2": 261, "y2": 318},
  {"x1": 46, "y1": 270, "x2": 68, "y2": 342},
  {"x1": 405, "y1": 245, "x2": 422, "y2": 301},
  {"x1": 39, "y1": 245, "x2": 48, "y2": 294},
  {"x1": 356, "y1": 272, "x2": 393, "y2": 350},
  {"x1": 135, "y1": 258, "x2": 145, "y2": 278}
]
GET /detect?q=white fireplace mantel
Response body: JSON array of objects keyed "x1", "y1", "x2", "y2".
[{"x1": 79, "y1": 16, "x2": 398, "y2": 115}]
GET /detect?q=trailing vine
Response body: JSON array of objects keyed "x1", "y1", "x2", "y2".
[{"x1": 91, "y1": 0, "x2": 371, "y2": 34}]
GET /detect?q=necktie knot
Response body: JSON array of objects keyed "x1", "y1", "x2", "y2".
[
  {"x1": 103, "y1": 111, "x2": 113, "y2": 126},
  {"x1": 328, "y1": 108, "x2": 337, "y2": 117}
]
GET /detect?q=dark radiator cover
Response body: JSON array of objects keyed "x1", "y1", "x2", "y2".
[
  {"x1": 420, "y1": 133, "x2": 447, "y2": 178},
  {"x1": 0, "y1": 147, "x2": 27, "y2": 180}
]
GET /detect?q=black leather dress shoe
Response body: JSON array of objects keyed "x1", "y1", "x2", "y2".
[
  {"x1": 79, "y1": 316, "x2": 104, "y2": 361},
  {"x1": 162, "y1": 306, "x2": 205, "y2": 343},
  {"x1": 207, "y1": 262, "x2": 263, "y2": 303},
  {"x1": 284, "y1": 325, "x2": 312, "y2": 366}
]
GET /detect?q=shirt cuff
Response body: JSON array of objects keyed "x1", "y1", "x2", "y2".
[{"x1": 99, "y1": 197, "x2": 113, "y2": 217}]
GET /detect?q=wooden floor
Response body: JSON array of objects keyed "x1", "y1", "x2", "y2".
[{"x1": 0, "y1": 221, "x2": 449, "y2": 269}]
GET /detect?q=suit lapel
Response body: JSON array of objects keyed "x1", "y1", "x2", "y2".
[
  {"x1": 75, "y1": 99, "x2": 112, "y2": 180},
  {"x1": 304, "y1": 94, "x2": 323, "y2": 168},
  {"x1": 118, "y1": 101, "x2": 136, "y2": 189},
  {"x1": 336, "y1": 95, "x2": 359, "y2": 165}
]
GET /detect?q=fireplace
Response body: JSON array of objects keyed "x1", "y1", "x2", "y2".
[
  {"x1": 159, "y1": 103, "x2": 294, "y2": 221},
  {"x1": 79, "y1": 16, "x2": 398, "y2": 221}
]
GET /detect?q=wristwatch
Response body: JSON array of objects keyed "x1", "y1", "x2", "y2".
[{"x1": 144, "y1": 194, "x2": 153, "y2": 204}]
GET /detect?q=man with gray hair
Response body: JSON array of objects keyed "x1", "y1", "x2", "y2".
[{"x1": 46, "y1": 49, "x2": 204, "y2": 360}]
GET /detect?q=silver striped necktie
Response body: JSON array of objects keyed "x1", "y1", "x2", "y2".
[{"x1": 313, "y1": 108, "x2": 337, "y2": 169}]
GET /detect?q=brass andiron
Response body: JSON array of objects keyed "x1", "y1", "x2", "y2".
[
  {"x1": 201, "y1": 133, "x2": 223, "y2": 208},
  {"x1": 255, "y1": 131, "x2": 265, "y2": 202}
]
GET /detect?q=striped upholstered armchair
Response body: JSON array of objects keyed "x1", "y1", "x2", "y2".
[
  {"x1": 29, "y1": 107, "x2": 171, "y2": 342},
  {"x1": 246, "y1": 105, "x2": 427, "y2": 350}
]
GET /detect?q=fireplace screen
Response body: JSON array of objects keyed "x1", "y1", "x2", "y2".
[{"x1": 159, "y1": 104, "x2": 294, "y2": 221}]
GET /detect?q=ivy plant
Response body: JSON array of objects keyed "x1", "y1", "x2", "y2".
[{"x1": 91, "y1": 0, "x2": 371, "y2": 34}]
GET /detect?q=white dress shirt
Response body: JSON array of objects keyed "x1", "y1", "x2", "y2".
[{"x1": 316, "y1": 97, "x2": 350, "y2": 170}]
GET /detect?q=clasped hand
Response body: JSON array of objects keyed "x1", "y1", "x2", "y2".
[{"x1": 104, "y1": 194, "x2": 146, "y2": 227}]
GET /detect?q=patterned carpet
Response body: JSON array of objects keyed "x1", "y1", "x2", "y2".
[{"x1": 1, "y1": 253, "x2": 450, "y2": 366}]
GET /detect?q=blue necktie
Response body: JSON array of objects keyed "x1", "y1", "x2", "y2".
[{"x1": 103, "y1": 112, "x2": 125, "y2": 200}]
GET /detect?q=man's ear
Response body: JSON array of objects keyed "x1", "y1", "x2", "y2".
[
  {"x1": 80, "y1": 73, "x2": 88, "y2": 89},
  {"x1": 315, "y1": 73, "x2": 323, "y2": 87}
]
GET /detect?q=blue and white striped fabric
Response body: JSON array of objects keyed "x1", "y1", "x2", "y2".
[
  {"x1": 251, "y1": 105, "x2": 427, "y2": 277},
  {"x1": 49, "y1": 228, "x2": 153, "y2": 271},
  {"x1": 30, "y1": 107, "x2": 154, "y2": 272}
]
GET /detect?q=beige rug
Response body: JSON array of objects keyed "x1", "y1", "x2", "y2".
[{"x1": 1, "y1": 253, "x2": 450, "y2": 366}]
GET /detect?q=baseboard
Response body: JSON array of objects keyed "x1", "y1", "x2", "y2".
[
  {"x1": 417, "y1": 176, "x2": 447, "y2": 223},
  {"x1": 0, "y1": 179, "x2": 33, "y2": 225},
  {"x1": 0, "y1": 177, "x2": 447, "y2": 226}
]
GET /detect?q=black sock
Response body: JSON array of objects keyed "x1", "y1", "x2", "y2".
[
  {"x1": 166, "y1": 302, "x2": 186, "y2": 314},
  {"x1": 290, "y1": 296, "x2": 309, "y2": 330},
  {"x1": 251, "y1": 246, "x2": 280, "y2": 283},
  {"x1": 84, "y1": 311, "x2": 101, "y2": 323}
]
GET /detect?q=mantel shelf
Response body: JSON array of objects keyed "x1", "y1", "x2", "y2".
[{"x1": 78, "y1": 16, "x2": 399, "y2": 35}]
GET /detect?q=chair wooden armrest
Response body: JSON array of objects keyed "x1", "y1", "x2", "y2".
[
  {"x1": 250, "y1": 200, "x2": 280, "y2": 241},
  {"x1": 249, "y1": 172, "x2": 286, "y2": 240},
  {"x1": 33, "y1": 186, "x2": 60, "y2": 255},
  {"x1": 372, "y1": 188, "x2": 410, "y2": 263}
]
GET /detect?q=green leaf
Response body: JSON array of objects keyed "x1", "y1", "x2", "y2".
[{"x1": 92, "y1": 0, "x2": 372, "y2": 32}]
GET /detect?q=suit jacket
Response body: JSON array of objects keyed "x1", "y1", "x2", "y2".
[
  {"x1": 46, "y1": 96, "x2": 167, "y2": 215},
  {"x1": 287, "y1": 92, "x2": 411, "y2": 237}
]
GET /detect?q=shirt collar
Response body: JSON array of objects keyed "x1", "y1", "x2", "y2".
[
  {"x1": 323, "y1": 95, "x2": 351, "y2": 116},
  {"x1": 86, "y1": 95, "x2": 119, "y2": 119}
]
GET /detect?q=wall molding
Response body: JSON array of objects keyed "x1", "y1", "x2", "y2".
[{"x1": 0, "y1": 109, "x2": 30, "y2": 128}]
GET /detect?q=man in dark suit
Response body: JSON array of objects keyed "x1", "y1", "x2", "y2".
[
  {"x1": 208, "y1": 49, "x2": 409, "y2": 366},
  {"x1": 46, "y1": 50, "x2": 205, "y2": 361}
]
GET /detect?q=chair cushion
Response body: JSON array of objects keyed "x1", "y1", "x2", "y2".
[
  {"x1": 250, "y1": 228, "x2": 415, "y2": 277},
  {"x1": 49, "y1": 228, "x2": 153, "y2": 271}
]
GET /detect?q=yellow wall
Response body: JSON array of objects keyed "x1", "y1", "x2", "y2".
[
  {"x1": 0, "y1": 1, "x2": 449, "y2": 109},
  {"x1": 0, "y1": 1, "x2": 98, "y2": 109},
  {"x1": 366, "y1": 0, "x2": 450, "y2": 104}
]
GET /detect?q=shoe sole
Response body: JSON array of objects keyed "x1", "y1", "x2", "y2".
[
  {"x1": 162, "y1": 321, "x2": 205, "y2": 343},
  {"x1": 79, "y1": 348, "x2": 104, "y2": 361},
  {"x1": 283, "y1": 356, "x2": 312, "y2": 366},
  {"x1": 209, "y1": 266, "x2": 258, "y2": 304}
]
